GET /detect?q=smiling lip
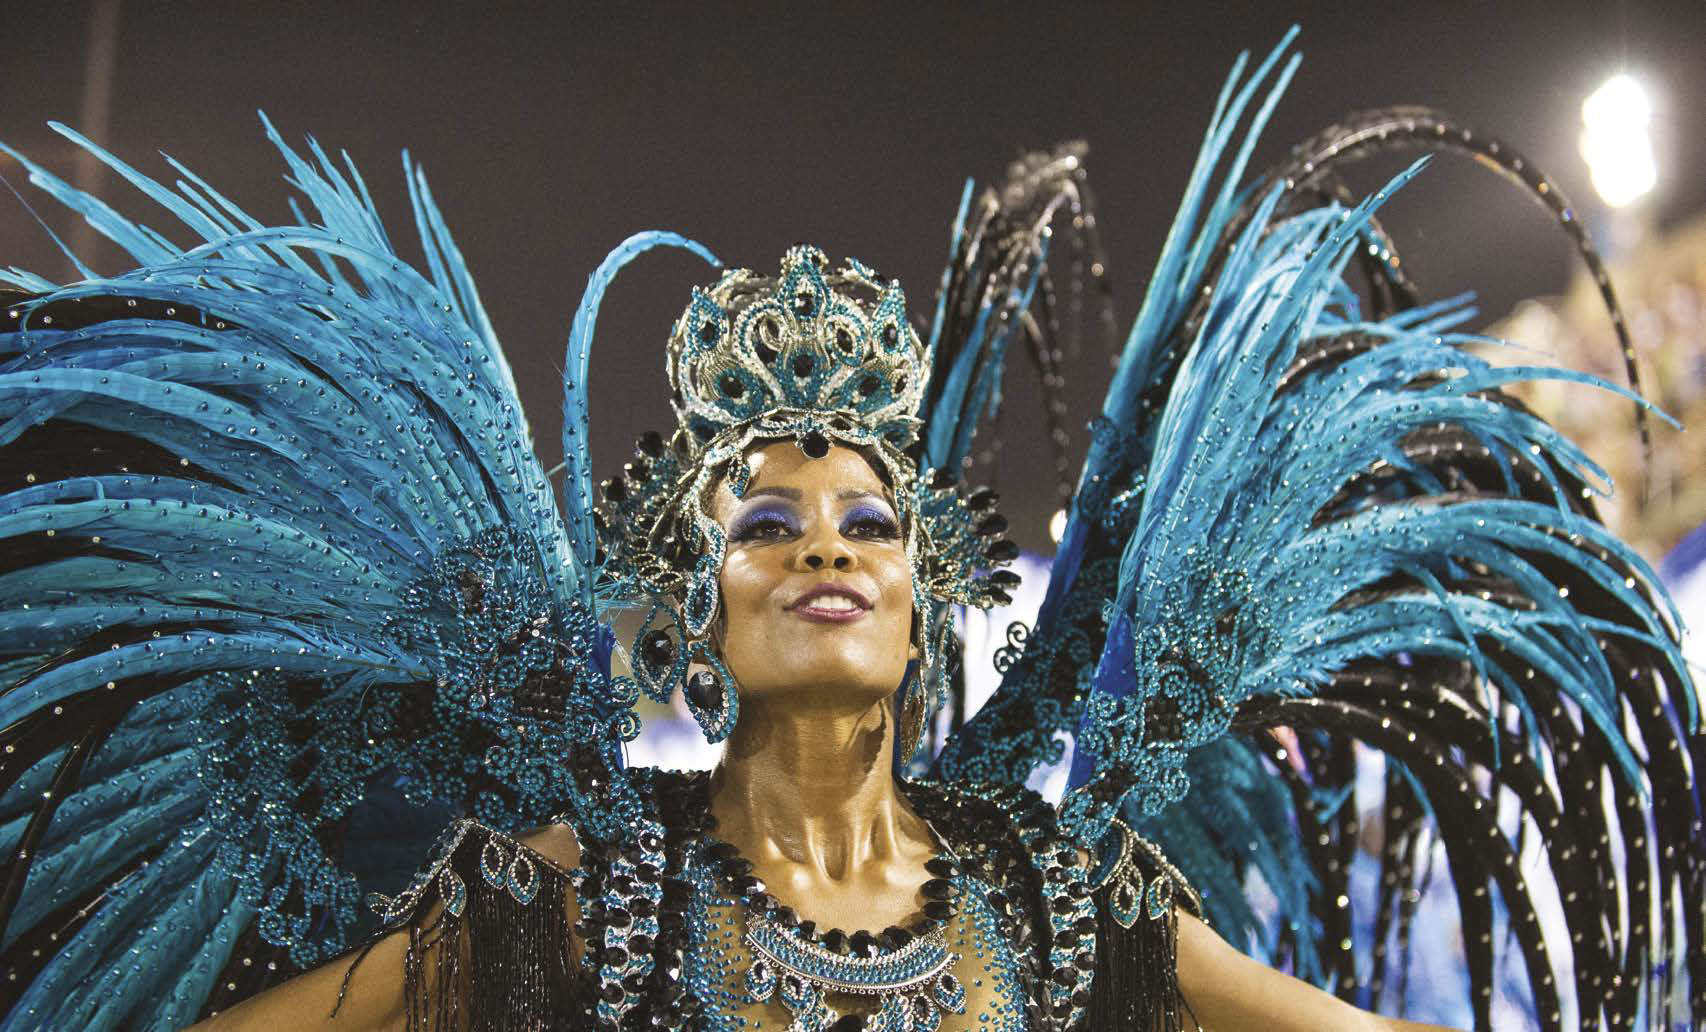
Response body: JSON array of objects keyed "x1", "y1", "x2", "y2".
[{"x1": 788, "y1": 584, "x2": 872, "y2": 623}]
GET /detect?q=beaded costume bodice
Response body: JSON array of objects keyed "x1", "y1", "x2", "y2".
[{"x1": 366, "y1": 769, "x2": 1193, "y2": 1032}]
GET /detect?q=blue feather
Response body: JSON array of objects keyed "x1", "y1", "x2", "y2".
[
  {"x1": 560, "y1": 231, "x2": 717, "y2": 582},
  {"x1": 0, "y1": 117, "x2": 642, "y2": 1025}
]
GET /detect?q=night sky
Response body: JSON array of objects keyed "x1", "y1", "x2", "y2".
[{"x1": 4, "y1": 0, "x2": 1702, "y2": 550}]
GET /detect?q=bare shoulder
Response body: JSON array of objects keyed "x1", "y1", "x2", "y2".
[{"x1": 515, "y1": 820, "x2": 581, "y2": 871}]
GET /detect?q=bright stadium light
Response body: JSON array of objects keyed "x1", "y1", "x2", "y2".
[{"x1": 1580, "y1": 73, "x2": 1657, "y2": 208}]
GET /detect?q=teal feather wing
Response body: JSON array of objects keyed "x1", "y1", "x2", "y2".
[
  {"x1": 934, "y1": 31, "x2": 1305, "y2": 788},
  {"x1": 0, "y1": 122, "x2": 639, "y2": 1029},
  {"x1": 932, "y1": 29, "x2": 1702, "y2": 1030},
  {"x1": 1064, "y1": 150, "x2": 1701, "y2": 1031}
]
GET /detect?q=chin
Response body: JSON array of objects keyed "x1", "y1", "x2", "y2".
[{"x1": 758, "y1": 655, "x2": 906, "y2": 704}]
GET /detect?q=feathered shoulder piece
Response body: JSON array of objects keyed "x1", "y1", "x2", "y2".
[
  {"x1": 932, "y1": 29, "x2": 1703, "y2": 1029},
  {"x1": 0, "y1": 121, "x2": 655, "y2": 1028}
]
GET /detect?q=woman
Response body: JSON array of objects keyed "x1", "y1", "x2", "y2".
[
  {"x1": 187, "y1": 437, "x2": 1455, "y2": 1031},
  {"x1": 0, "y1": 32, "x2": 1699, "y2": 1032}
]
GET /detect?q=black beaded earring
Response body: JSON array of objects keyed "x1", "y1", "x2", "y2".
[
  {"x1": 684, "y1": 605, "x2": 739, "y2": 743},
  {"x1": 684, "y1": 648, "x2": 739, "y2": 743},
  {"x1": 633, "y1": 596, "x2": 740, "y2": 744}
]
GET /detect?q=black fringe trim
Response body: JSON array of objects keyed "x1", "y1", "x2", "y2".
[
  {"x1": 341, "y1": 826, "x2": 588, "y2": 1030},
  {"x1": 1085, "y1": 901, "x2": 1185, "y2": 1031},
  {"x1": 1084, "y1": 826, "x2": 1201, "y2": 1031}
]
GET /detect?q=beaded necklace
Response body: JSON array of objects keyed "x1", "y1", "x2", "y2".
[{"x1": 697, "y1": 827, "x2": 970, "y2": 1030}]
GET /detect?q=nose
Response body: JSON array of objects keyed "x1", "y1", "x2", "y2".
[{"x1": 794, "y1": 523, "x2": 856, "y2": 572}]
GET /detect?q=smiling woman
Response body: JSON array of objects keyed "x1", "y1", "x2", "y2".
[
  {"x1": 701, "y1": 441, "x2": 1025, "y2": 1029},
  {"x1": 196, "y1": 431, "x2": 1460, "y2": 1032}
]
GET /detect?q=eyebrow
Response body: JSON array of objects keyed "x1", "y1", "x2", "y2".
[
  {"x1": 742, "y1": 486, "x2": 801, "y2": 501},
  {"x1": 740, "y1": 487, "x2": 888, "y2": 503}
]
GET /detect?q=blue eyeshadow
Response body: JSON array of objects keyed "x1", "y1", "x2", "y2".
[{"x1": 730, "y1": 504, "x2": 798, "y2": 539}]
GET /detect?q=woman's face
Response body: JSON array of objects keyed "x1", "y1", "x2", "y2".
[{"x1": 710, "y1": 441, "x2": 915, "y2": 708}]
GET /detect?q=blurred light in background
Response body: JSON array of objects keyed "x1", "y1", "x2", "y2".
[
  {"x1": 1048, "y1": 507, "x2": 1067, "y2": 545},
  {"x1": 1580, "y1": 73, "x2": 1657, "y2": 208}
]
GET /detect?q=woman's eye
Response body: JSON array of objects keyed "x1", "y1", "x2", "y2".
[
  {"x1": 731, "y1": 513, "x2": 796, "y2": 542},
  {"x1": 843, "y1": 512, "x2": 900, "y2": 540}
]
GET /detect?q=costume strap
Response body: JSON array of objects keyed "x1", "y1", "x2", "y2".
[
  {"x1": 346, "y1": 820, "x2": 587, "y2": 1031},
  {"x1": 1086, "y1": 819, "x2": 1200, "y2": 1032}
]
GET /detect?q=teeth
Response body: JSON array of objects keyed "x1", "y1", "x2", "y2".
[{"x1": 809, "y1": 595, "x2": 858, "y2": 611}]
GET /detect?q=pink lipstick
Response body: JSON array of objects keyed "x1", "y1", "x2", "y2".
[{"x1": 788, "y1": 584, "x2": 872, "y2": 623}]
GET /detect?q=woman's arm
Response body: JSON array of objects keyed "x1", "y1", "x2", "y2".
[
  {"x1": 185, "y1": 823, "x2": 582, "y2": 1032},
  {"x1": 1175, "y1": 911, "x2": 1459, "y2": 1032},
  {"x1": 186, "y1": 925, "x2": 413, "y2": 1031}
]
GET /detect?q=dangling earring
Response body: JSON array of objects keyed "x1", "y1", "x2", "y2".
[
  {"x1": 629, "y1": 588, "x2": 739, "y2": 743},
  {"x1": 680, "y1": 514, "x2": 737, "y2": 742},
  {"x1": 925, "y1": 618, "x2": 958, "y2": 717},
  {"x1": 683, "y1": 642, "x2": 738, "y2": 743},
  {"x1": 631, "y1": 601, "x2": 687, "y2": 704},
  {"x1": 895, "y1": 608, "x2": 930, "y2": 764},
  {"x1": 895, "y1": 662, "x2": 926, "y2": 766}
]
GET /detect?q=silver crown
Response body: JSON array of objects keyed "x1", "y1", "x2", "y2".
[{"x1": 666, "y1": 244, "x2": 927, "y2": 457}]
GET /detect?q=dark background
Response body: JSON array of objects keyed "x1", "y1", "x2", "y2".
[{"x1": 4, "y1": 0, "x2": 1703, "y2": 550}]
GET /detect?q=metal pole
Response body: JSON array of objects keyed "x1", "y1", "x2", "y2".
[{"x1": 67, "y1": 0, "x2": 121, "y2": 279}]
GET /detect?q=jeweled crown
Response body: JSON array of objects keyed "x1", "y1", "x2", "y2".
[{"x1": 667, "y1": 245, "x2": 928, "y2": 457}]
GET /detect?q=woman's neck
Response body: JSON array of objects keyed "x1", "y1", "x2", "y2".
[{"x1": 708, "y1": 692, "x2": 928, "y2": 880}]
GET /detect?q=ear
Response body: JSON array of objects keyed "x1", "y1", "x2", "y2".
[{"x1": 908, "y1": 608, "x2": 921, "y2": 660}]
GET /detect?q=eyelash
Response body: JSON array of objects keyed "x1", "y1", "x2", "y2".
[
  {"x1": 728, "y1": 509, "x2": 899, "y2": 542},
  {"x1": 729, "y1": 510, "x2": 797, "y2": 542},
  {"x1": 843, "y1": 510, "x2": 900, "y2": 540}
]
